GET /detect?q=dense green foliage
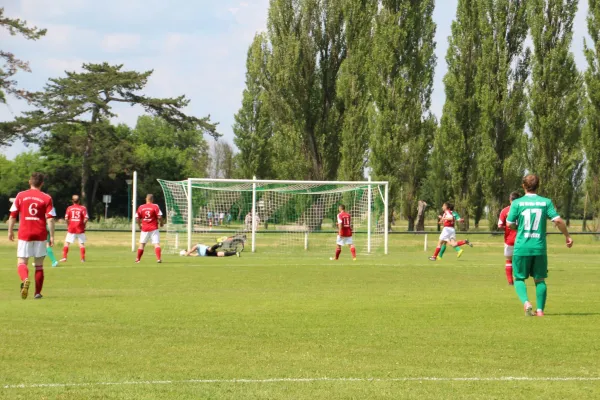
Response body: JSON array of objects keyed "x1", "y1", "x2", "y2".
[{"x1": 2, "y1": 1, "x2": 600, "y2": 231}]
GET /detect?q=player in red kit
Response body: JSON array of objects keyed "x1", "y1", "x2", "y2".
[
  {"x1": 135, "y1": 194, "x2": 164, "y2": 263},
  {"x1": 7, "y1": 172, "x2": 56, "y2": 299},
  {"x1": 497, "y1": 192, "x2": 521, "y2": 285},
  {"x1": 60, "y1": 195, "x2": 89, "y2": 263},
  {"x1": 331, "y1": 205, "x2": 356, "y2": 261}
]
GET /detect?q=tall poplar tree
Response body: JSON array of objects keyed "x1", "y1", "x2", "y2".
[
  {"x1": 438, "y1": 0, "x2": 481, "y2": 229},
  {"x1": 584, "y1": 0, "x2": 600, "y2": 226},
  {"x1": 337, "y1": 0, "x2": 376, "y2": 180},
  {"x1": 476, "y1": 0, "x2": 529, "y2": 227},
  {"x1": 528, "y1": 0, "x2": 583, "y2": 221},
  {"x1": 266, "y1": 0, "x2": 346, "y2": 180},
  {"x1": 369, "y1": 0, "x2": 437, "y2": 231},
  {"x1": 233, "y1": 33, "x2": 274, "y2": 179}
]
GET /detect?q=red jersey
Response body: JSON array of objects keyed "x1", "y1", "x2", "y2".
[
  {"x1": 136, "y1": 203, "x2": 163, "y2": 232},
  {"x1": 65, "y1": 204, "x2": 88, "y2": 234},
  {"x1": 9, "y1": 189, "x2": 56, "y2": 241},
  {"x1": 442, "y1": 210, "x2": 455, "y2": 228},
  {"x1": 498, "y1": 206, "x2": 516, "y2": 246},
  {"x1": 337, "y1": 211, "x2": 352, "y2": 237}
]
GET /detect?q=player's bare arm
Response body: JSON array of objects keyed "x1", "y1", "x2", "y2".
[
  {"x1": 553, "y1": 217, "x2": 573, "y2": 248},
  {"x1": 7, "y1": 216, "x2": 16, "y2": 241}
]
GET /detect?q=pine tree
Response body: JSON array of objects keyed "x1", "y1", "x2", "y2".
[
  {"x1": 3, "y1": 63, "x2": 218, "y2": 206},
  {"x1": 584, "y1": 0, "x2": 600, "y2": 226},
  {"x1": 476, "y1": 0, "x2": 529, "y2": 228},
  {"x1": 233, "y1": 33, "x2": 274, "y2": 179},
  {"x1": 528, "y1": 0, "x2": 584, "y2": 222},
  {"x1": 337, "y1": 0, "x2": 376, "y2": 181},
  {"x1": 438, "y1": 0, "x2": 481, "y2": 229},
  {"x1": 0, "y1": 7, "x2": 46, "y2": 106},
  {"x1": 369, "y1": 0, "x2": 437, "y2": 231}
]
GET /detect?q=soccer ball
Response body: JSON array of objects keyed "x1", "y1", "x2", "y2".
[{"x1": 179, "y1": 250, "x2": 187, "y2": 256}]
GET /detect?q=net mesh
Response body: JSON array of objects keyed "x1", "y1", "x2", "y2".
[{"x1": 158, "y1": 180, "x2": 387, "y2": 255}]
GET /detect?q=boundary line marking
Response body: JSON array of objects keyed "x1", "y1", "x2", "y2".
[{"x1": 4, "y1": 376, "x2": 600, "y2": 389}]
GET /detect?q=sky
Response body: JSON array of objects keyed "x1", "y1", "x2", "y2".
[{"x1": 0, "y1": 0, "x2": 592, "y2": 160}]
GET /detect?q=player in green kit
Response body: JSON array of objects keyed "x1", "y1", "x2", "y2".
[{"x1": 506, "y1": 174, "x2": 573, "y2": 316}]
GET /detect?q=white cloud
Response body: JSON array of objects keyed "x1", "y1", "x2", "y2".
[
  {"x1": 20, "y1": 0, "x2": 89, "y2": 19},
  {"x1": 101, "y1": 33, "x2": 142, "y2": 52},
  {"x1": 44, "y1": 58, "x2": 86, "y2": 74},
  {"x1": 228, "y1": 7, "x2": 240, "y2": 14}
]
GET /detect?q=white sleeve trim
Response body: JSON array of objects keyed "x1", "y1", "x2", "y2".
[
  {"x1": 506, "y1": 220, "x2": 515, "y2": 225},
  {"x1": 551, "y1": 216, "x2": 560, "y2": 221},
  {"x1": 49, "y1": 207, "x2": 57, "y2": 217}
]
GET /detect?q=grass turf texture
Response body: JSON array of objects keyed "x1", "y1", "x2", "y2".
[{"x1": 1, "y1": 233, "x2": 599, "y2": 399}]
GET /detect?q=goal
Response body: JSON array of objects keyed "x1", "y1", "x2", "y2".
[{"x1": 157, "y1": 178, "x2": 389, "y2": 255}]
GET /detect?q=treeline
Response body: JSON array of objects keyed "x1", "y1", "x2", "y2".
[
  {"x1": 0, "y1": 115, "x2": 235, "y2": 220},
  {"x1": 233, "y1": 0, "x2": 600, "y2": 230}
]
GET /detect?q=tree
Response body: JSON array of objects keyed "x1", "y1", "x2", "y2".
[
  {"x1": 0, "y1": 7, "x2": 46, "y2": 107},
  {"x1": 438, "y1": 0, "x2": 481, "y2": 229},
  {"x1": 209, "y1": 141, "x2": 236, "y2": 179},
  {"x1": 2, "y1": 63, "x2": 218, "y2": 207},
  {"x1": 233, "y1": 33, "x2": 274, "y2": 179},
  {"x1": 369, "y1": 0, "x2": 437, "y2": 231},
  {"x1": 132, "y1": 115, "x2": 211, "y2": 202},
  {"x1": 476, "y1": 0, "x2": 529, "y2": 228},
  {"x1": 528, "y1": 0, "x2": 584, "y2": 222},
  {"x1": 584, "y1": 0, "x2": 600, "y2": 228},
  {"x1": 337, "y1": 0, "x2": 376, "y2": 181},
  {"x1": 266, "y1": 0, "x2": 346, "y2": 180}
]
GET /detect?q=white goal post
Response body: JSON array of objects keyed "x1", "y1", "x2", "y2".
[{"x1": 158, "y1": 177, "x2": 389, "y2": 255}]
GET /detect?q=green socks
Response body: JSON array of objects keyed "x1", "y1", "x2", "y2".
[
  {"x1": 454, "y1": 246, "x2": 461, "y2": 252},
  {"x1": 514, "y1": 279, "x2": 529, "y2": 304},
  {"x1": 46, "y1": 246, "x2": 58, "y2": 264},
  {"x1": 535, "y1": 281, "x2": 547, "y2": 311},
  {"x1": 439, "y1": 244, "x2": 446, "y2": 257}
]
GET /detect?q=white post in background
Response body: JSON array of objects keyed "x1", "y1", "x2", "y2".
[
  {"x1": 187, "y1": 178, "x2": 193, "y2": 252},
  {"x1": 424, "y1": 234, "x2": 428, "y2": 251},
  {"x1": 131, "y1": 171, "x2": 137, "y2": 252},
  {"x1": 367, "y1": 176, "x2": 372, "y2": 254},
  {"x1": 304, "y1": 231, "x2": 309, "y2": 250},
  {"x1": 251, "y1": 176, "x2": 257, "y2": 253},
  {"x1": 384, "y1": 183, "x2": 389, "y2": 255}
]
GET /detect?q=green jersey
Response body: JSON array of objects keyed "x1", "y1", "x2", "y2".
[
  {"x1": 506, "y1": 194, "x2": 560, "y2": 256},
  {"x1": 452, "y1": 211, "x2": 461, "y2": 221}
]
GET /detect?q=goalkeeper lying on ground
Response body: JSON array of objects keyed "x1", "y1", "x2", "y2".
[{"x1": 181, "y1": 242, "x2": 240, "y2": 258}]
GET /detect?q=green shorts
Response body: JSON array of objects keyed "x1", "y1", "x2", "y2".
[{"x1": 512, "y1": 255, "x2": 548, "y2": 280}]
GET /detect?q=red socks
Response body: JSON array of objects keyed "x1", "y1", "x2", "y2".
[
  {"x1": 350, "y1": 246, "x2": 356, "y2": 259},
  {"x1": 457, "y1": 240, "x2": 467, "y2": 246},
  {"x1": 136, "y1": 249, "x2": 144, "y2": 261},
  {"x1": 505, "y1": 261, "x2": 514, "y2": 284},
  {"x1": 433, "y1": 247, "x2": 441, "y2": 258},
  {"x1": 35, "y1": 266, "x2": 44, "y2": 295},
  {"x1": 80, "y1": 247, "x2": 86, "y2": 261},
  {"x1": 17, "y1": 263, "x2": 29, "y2": 281},
  {"x1": 335, "y1": 248, "x2": 341, "y2": 260},
  {"x1": 155, "y1": 247, "x2": 162, "y2": 261},
  {"x1": 62, "y1": 246, "x2": 69, "y2": 259}
]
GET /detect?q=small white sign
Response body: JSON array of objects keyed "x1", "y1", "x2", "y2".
[{"x1": 103, "y1": 195, "x2": 112, "y2": 204}]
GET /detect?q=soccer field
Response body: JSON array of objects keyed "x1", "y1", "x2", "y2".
[{"x1": 1, "y1": 233, "x2": 599, "y2": 399}]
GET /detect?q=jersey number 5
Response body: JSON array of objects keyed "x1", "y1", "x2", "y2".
[{"x1": 521, "y1": 208, "x2": 542, "y2": 231}]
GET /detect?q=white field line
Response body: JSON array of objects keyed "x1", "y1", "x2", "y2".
[{"x1": 4, "y1": 376, "x2": 600, "y2": 389}]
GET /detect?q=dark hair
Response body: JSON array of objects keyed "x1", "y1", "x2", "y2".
[
  {"x1": 443, "y1": 202, "x2": 454, "y2": 211},
  {"x1": 30, "y1": 172, "x2": 45, "y2": 188},
  {"x1": 339, "y1": 204, "x2": 346, "y2": 211},
  {"x1": 522, "y1": 174, "x2": 539, "y2": 192},
  {"x1": 509, "y1": 191, "x2": 521, "y2": 202}
]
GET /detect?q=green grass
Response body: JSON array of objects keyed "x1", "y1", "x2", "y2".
[{"x1": 1, "y1": 233, "x2": 599, "y2": 399}]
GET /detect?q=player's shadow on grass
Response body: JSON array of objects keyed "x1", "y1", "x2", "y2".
[{"x1": 547, "y1": 313, "x2": 600, "y2": 316}]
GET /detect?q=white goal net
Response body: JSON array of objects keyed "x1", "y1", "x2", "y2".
[{"x1": 158, "y1": 178, "x2": 389, "y2": 255}]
